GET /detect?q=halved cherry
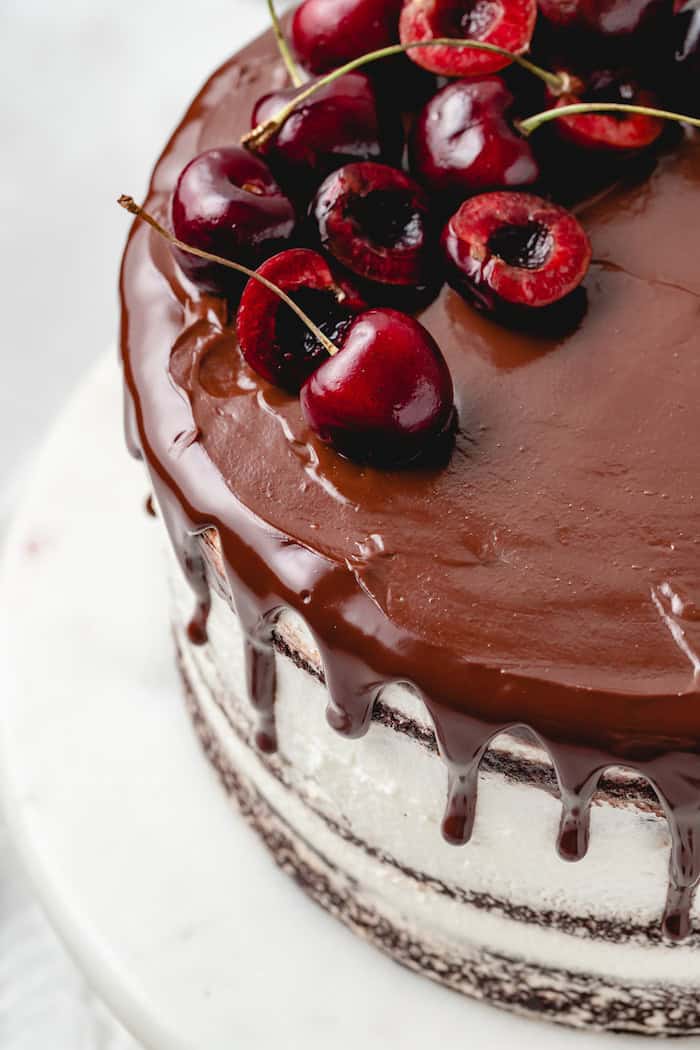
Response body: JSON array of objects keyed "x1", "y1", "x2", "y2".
[
  {"x1": 442, "y1": 191, "x2": 591, "y2": 313},
  {"x1": 236, "y1": 248, "x2": 366, "y2": 392},
  {"x1": 311, "y1": 161, "x2": 436, "y2": 291},
  {"x1": 399, "y1": 0, "x2": 538, "y2": 76},
  {"x1": 546, "y1": 69, "x2": 665, "y2": 150}
]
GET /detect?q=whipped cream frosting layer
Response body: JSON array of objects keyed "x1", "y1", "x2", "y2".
[{"x1": 120, "y1": 21, "x2": 700, "y2": 936}]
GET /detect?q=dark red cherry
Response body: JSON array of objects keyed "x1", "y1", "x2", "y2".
[
  {"x1": 584, "y1": 0, "x2": 667, "y2": 37},
  {"x1": 545, "y1": 69, "x2": 664, "y2": 150},
  {"x1": 251, "y1": 72, "x2": 402, "y2": 201},
  {"x1": 171, "y1": 147, "x2": 295, "y2": 296},
  {"x1": 300, "y1": 308, "x2": 455, "y2": 466},
  {"x1": 410, "y1": 78, "x2": 539, "y2": 201},
  {"x1": 399, "y1": 0, "x2": 538, "y2": 76},
  {"x1": 442, "y1": 191, "x2": 591, "y2": 314},
  {"x1": 311, "y1": 162, "x2": 435, "y2": 294},
  {"x1": 236, "y1": 249, "x2": 366, "y2": 392},
  {"x1": 539, "y1": 0, "x2": 663, "y2": 34},
  {"x1": 292, "y1": 0, "x2": 402, "y2": 74}
]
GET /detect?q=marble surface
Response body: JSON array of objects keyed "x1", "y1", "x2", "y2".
[
  {"x1": 0, "y1": 3, "x2": 272, "y2": 1046},
  {"x1": 1, "y1": 353, "x2": 668, "y2": 1050}
]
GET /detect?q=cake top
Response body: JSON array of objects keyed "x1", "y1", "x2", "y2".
[{"x1": 122, "y1": 25, "x2": 700, "y2": 743}]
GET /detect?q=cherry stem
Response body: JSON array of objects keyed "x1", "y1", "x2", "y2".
[
  {"x1": 520, "y1": 102, "x2": 700, "y2": 135},
  {"x1": 243, "y1": 39, "x2": 566, "y2": 150},
  {"x1": 267, "y1": 0, "x2": 303, "y2": 87},
  {"x1": 117, "y1": 196, "x2": 338, "y2": 357}
]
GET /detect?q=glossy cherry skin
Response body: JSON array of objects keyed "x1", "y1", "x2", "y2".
[
  {"x1": 171, "y1": 147, "x2": 295, "y2": 296},
  {"x1": 410, "y1": 78, "x2": 539, "y2": 200},
  {"x1": 399, "y1": 0, "x2": 538, "y2": 76},
  {"x1": 236, "y1": 249, "x2": 366, "y2": 392},
  {"x1": 538, "y1": 0, "x2": 667, "y2": 37},
  {"x1": 292, "y1": 0, "x2": 402, "y2": 74},
  {"x1": 300, "y1": 308, "x2": 455, "y2": 466},
  {"x1": 442, "y1": 191, "x2": 591, "y2": 314},
  {"x1": 312, "y1": 162, "x2": 435, "y2": 293},
  {"x1": 545, "y1": 69, "x2": 664, "y2": 151},
  {"x1": 251, "y1": 72, "x2": 402, "y2": 202}
]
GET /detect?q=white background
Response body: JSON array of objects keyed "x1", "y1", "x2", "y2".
[{"x1": 0, "y1": 2, "x2": 273, "y2": 1046}]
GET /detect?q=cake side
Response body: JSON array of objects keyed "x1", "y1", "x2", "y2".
[{"x1": 169, "y1": 542, "x2": 700, "y2": 1035}]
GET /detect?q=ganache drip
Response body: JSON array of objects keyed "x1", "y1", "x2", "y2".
[{"x1": 140, "y1": 488, "x2": 700, "y2": 942}]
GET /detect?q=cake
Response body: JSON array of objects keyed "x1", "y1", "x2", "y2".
[{"x1": 119, "y1": 2, "x2": 700, "y2": 1036}]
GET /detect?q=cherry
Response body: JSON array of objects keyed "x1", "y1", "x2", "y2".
[
  {"x1": 250, "y1": 72, "x2": 402, "y2": 202},
  {"x1": 311, "y1": 162, "x2": 436, "y2": 296},
  {"x1": 236, "y1": 249, "x2": 366, "y2": 392},
  {"x1": 170, "y1": 147, "x2": 295, "y2": 297},
  {"x1": 538, "y1": 0, "x2": 665, "y2": 34},
  {"x1": 442, "y1": 191, "x2": 591, "y2": 317},
  {"x1": 399, "y1": 0, "x2": 538, "y2": 76},
  {"x1": 300, "y1": 308, "x2": 455, "y2": 466},
  {"x1": 410, "y1": 78, "x2": 539, "y2": 201},
  {"x1": 544, "y1": 69, "x2": 664, "y2": 150},
  {"x1": 292, "y1": 0, "x2": 403, "y2": 75}
]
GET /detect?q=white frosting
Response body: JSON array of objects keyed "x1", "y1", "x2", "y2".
[{"x1": 168, "y1": 546, "x2": 700, "y2": 990}]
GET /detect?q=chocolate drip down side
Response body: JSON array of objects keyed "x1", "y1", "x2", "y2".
[{"x1": 119, "y1": 25, "x2": 700, "y2": 940}]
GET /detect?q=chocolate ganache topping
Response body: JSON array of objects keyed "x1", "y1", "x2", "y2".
[{"x1": 120, "y1": 25, "x2": 700, "y2": 938}]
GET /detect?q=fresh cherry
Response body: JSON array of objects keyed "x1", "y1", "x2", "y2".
[
  {"x1": 538, "y1": 0, "x2": 664, "y2": 33},
  {"x1": 300, "y1": 308, "x2": 455, "y2": 466},
  {"x1": 536, "y1": 0, "x2": 671, "y2": 72},
  {"x1": 236, "y1": 248, "x2": 366, "y2": 392},
  {"x1": 442, "y1": 191, "x2": 591, "y2": 318},
  {"x1": 399, "y1": 0, "x2": 538, "y2": 76},
  {"x1": 292, "y1": 0, "x2": 402, "y2": 74},
  {"x1": 545, "y1": 69, "x2": 664, "y2": 150},
  {"x1": 171, "y1": 146, "x2": 295, "y2": 296},
  {"x1": 251, "y1": 72, "x2": 402, "y2": 202},
  {"x1": 410, "y1": 78, "x2": 539, "y2": 201},
  {"x1": 311, "y1": 161, "x2": 437, "y2": 298}
]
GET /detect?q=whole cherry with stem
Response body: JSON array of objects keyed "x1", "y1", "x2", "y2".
[
  {"x1": 243, "y1": 39, "x2": 570, "y2": 153},
  {"x1": 118, "y1": 196, "x2": 455, "y2": 467},
  {"x1": 251, "y1": 0, "x2": 403, "y2": 201}
]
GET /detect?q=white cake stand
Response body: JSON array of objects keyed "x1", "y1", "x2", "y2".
[{"x1": 0, "y1": 355, "x2": 681, "y2": 1050}]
